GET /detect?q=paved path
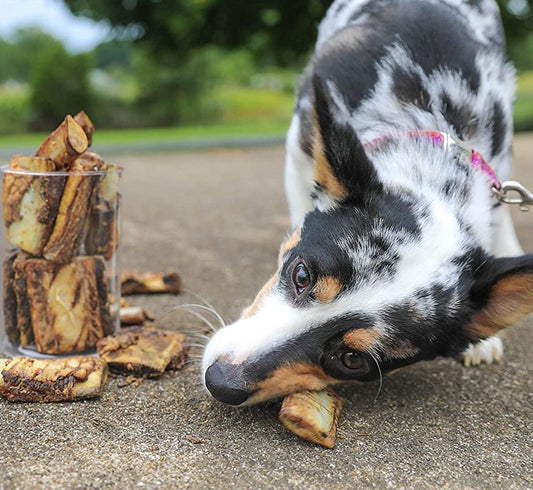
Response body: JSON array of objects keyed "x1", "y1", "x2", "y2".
[{"x1": 1, "y1": 137, "x2": 532, "y2": 489}]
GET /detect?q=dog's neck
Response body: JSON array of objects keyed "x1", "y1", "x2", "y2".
[
  {"x1": 366, "y1": 135, "x2": 495, "y2": 251},
  {"x1": 315, "y1": 137, "x2": 494, "y2": 250}
]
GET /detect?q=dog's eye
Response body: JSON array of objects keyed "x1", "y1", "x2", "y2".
[
  {"x1": 293, "y1": 262, "x2": 311, "y2": 293},
  {"x1": 341, "y1": 352, "x2": 364, "y2": 370}
]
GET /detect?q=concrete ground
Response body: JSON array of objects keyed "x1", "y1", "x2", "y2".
[{"x1": 1, "y1": 136, "x2": 532, "y2": 490}]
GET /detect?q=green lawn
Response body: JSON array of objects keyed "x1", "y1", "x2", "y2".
[
  {"x1": 0, "y1": 70, "x2": 532, "y2": 152},
  {"x1": 0, "y1": 119, "x2": 291, "y2": 151},
  {"x1": 515, "y1": 71, "x2": 533, "y2": 131}
]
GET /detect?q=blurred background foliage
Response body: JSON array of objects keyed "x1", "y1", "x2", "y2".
[{"x1": 0, "y1": 0, "x2": 532, "y2": 136}]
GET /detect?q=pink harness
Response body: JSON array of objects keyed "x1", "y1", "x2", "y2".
[{"x1": 362, "y1": 130, "x2": 502, "y2": 189}]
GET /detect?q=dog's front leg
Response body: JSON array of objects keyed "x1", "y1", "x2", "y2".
[
  {"x1": 459, "y1": 337, "x2": 504, "y2": 367},
  {"x1": 459, "y1": 206, "x2": 522, "y2": 367}
]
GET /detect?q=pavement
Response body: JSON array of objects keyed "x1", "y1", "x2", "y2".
[{"x1": 1, "y1": 136, "x2": 532, "y2": 490}]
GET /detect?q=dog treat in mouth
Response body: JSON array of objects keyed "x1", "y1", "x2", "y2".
[
  {"x1": 279, "y1": 389, "x2": 344, "y2": 449},
  {"x1": 0, "y1": 356, "x2": 107, "y2": 402},
  {"x1": 119, "y1": 306, "x2": 155, "y2": 326},
  {"x1": 121, "y1": 272, "x2": 181, "y2": 295},
  {"x1": 97, "y1": 326, "x2": 186, "y2": 377},
  {"x1": 1, "y1": 112, "x2": 121, "y2": 356}
]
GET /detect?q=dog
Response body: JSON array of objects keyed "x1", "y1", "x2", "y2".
[{"x1": 202, "y1": 0, "x2": 532, "y2": 406}]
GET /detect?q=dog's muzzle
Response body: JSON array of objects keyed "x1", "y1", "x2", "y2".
[{"x1": 204, "y1": 361, "x2": 251, "y2": 405}]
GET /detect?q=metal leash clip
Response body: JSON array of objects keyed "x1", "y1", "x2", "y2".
[{"x1": 492, "y1": 181, "x2": 533, "y2": 212}]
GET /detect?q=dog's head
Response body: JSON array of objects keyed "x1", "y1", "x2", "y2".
[{"x1": 202, "y1": 77, "x2": 533, "y2": 406}]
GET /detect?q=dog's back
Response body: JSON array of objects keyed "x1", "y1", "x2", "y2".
[{"x1": 293, "y1": 0, "x2": 514, "y2": 180}]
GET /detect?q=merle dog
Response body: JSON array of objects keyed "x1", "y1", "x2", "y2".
[{"x1": 202, "y1": 0, "x2": 532, "y2": 406}]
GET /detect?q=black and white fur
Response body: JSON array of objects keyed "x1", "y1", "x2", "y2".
[{"x1": 202, "y1": 0, "x2": 532, "y2": 406}]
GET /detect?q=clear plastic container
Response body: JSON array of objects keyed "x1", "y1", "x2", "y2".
[{"x1": 0, "y1": 163, "x2": 122, "y2": 357}]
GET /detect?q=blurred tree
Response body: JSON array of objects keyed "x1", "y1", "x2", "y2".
[
  {"x1": 61, "y1": 0, "x2": 533, "y2": 127},
  {"x1": 497, "y1": 0, "x2": 533, "y2": 46},
  {"x1": 65, "y1": 1, "x2": 532, "y2": 65},
  {"x1": 0, "y1": 28, "x2": 63, "y2": 83},
  {"x1": 64, "y1": 0, "x2": 327, "y2": 67},
  {"x1": 93, "y1": 39, "x2": 133, "y2": 69},
  {"x1": 0, "y1": 38, "x2": 12, "y2": 82},
  {"x1": 29, "y1": 43, "x2": 93, "y2": 130},
  {"x1": 510, "y1": 33, "x2": 533, "y2": 69}
]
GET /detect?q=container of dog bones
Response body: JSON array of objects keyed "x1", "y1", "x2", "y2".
[{"x1": 0, "y1": 112, "x2": 123, "y2": 357}]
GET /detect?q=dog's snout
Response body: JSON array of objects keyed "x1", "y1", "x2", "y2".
[{"x1": 205, "y1": 361, "x2": 251, "y2": 406}]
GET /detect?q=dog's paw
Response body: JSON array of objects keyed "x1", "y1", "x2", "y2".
[{"x1": 459, "y1": 337, "x2": 503, "y2": 367}]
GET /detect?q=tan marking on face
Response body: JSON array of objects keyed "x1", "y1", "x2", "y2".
[
  {"x1": 279, "y1": 227, "x2": 301, "y2": 263},
  {"x1": 250, "y1": 362, "x2": 339, "y2": 404},
  {"x1": 242, "y1": 228, "x2": 301, "y2": 320},
  {"x1": 343, "y1": 329, "x2": 381, "y2": 352},
  {"x1": 470, "y1": 272, "x2": 533, "y2": 338},
  {"x1": 241, "y1": 274, "x2": 278, "y2": 319},
  {"x1": 312, "y1": 131, "x2": 346, "y2": 201},
  {"x1": 314, "y1": 276, "x2": 343, "y2": 303},
  {"x1": 383, "y1": 340, "x2": 420, "y2": 360},
  {"x1": 387, "y1": 368, "x2": 404, "y2": 375}
]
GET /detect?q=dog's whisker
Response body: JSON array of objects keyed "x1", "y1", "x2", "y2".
[
  {"x1": 186, "y1": 350, "x2": 207, "y2": 356},
  {"x1": 174, "y1": 330, "x2": 212, "y2": 342},
  {"x1": 182, "y1": 289, "x2": 227, "y2": 328},
  {"x1": 182, "y1": 304, "x2": 226, "y2": 330},
  {"x1": 368, "y1": 352, "x2": 383, "y2": 402},
  {"x1": 173, "y1": 330, "x2": 211, "y2": 339},
  {"x1": 169, "y1": 304, "x2": 223, "y2": 332},
  {"x1": 183, "y1": 359, "x2": 203, "y2": 368},
  {"x1": 186, "y1": 343, "x2": 209, "y2": 349},
  {"x1": 166, "y1": 305, "x2": 218, "y2": 334},
  {"x1": 185, "y1": 355, "x2": 205, "y2": 362},
  {"x1": 183, "y1": 361, "x2": 201, "y2": 368}
]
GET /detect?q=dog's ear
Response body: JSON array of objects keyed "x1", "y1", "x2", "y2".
[
  {"x1": 468, "y1": 254, "x2": 533, "y2": 339},
  {"x1": 312, "y1": 74, "x2": 382, "y2": 204}
]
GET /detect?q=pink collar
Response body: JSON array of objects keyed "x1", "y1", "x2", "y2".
[{"x1": 362, "y1": 130, "x2": 501, "y2": 190}]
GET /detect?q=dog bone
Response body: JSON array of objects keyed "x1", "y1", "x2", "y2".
[
  {"x1": 74, "y1": 111, "x2": 95, "y2": 146},
  {"x1": 119, "y1": 306, "x2": 155, "y2": 326},
  {"x1": 84, "y1": 160, "x2": 121, "y2": 261},
  {"x1": 22, "y1": 256, "x2": 110, "y2": 354},
  {"x1": 35, "y1": 115, "x2": 88, "y2": 169},
  {"x1": 97, "y1": 326, "x2": 186, "y2": 377},
  {"x1": 2, "y1": 155, "x2": 65, "y2": 255},
  {"x1": 3, "y1": 251, "x2": 19, "y2": 344},
  {"x1": 12, "y1": 252, "x2": 34, "y2": 347},
  {"x1": 0, "y1": 356, "x2": 107, "y2": 402},
  {"x1": 120, "y1": 272, "x2": 181, "y2": 295},
  {"x1": 279, "y1": 389, "x2": 344, "y2": 449},
  {"x1": 2, "y1": 251, "x2": 35, "y2": 348},
  {"x1": 42, "y1": 158, "x2": 100, "y2": 263}
]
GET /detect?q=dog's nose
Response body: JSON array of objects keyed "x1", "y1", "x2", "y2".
[{"x1": 205, "y1": 361, "x2": 251, "y2": 405}]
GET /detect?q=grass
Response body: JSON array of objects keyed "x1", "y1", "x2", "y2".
[
  {"x1": 0, "y1": 84, "x2": 294, "y2": 150},
  {"x1": 515, "y1": 71, "x2": 533, "y2": 131},
  {"x1": 0, "y1": 70, "x2": 532, "y2": 151},
  {"x1": 0, "y1": 120, "x2": 290, "y2": 150},
  {"x1": 213, "y1": 86, "x2": 294, "y2": 123}
]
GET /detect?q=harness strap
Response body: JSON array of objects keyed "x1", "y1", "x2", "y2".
[{"x1": 363, "y1": 130, "x2": 533, "y2": 211}]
